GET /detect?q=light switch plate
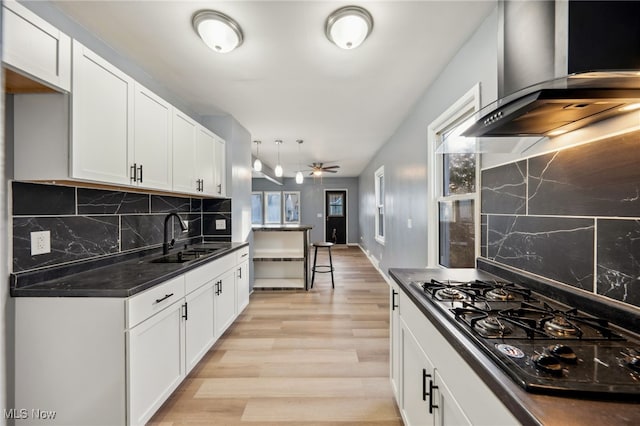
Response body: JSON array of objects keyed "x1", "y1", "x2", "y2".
[
  {"x1": 215, "y1": 219, "x2": 226, "y2": 230},
  {"x1": 31, "y1": 230, "x2": 51, "y2": 255}
]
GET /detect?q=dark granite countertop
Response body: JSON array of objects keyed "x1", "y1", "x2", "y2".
[
  {"x1": 10, "y1": 242, "x2": 249, "y2": 298},
  {"x1": 252, "y1": 224, "x2": 312, "y2": 231},
  {"x1": 389, "y1": 268, "x2": 640, "y2": 426}
]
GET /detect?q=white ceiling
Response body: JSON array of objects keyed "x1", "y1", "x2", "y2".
[{"x1": 52, "y1": 0, "x2": 495, "y2": 177}]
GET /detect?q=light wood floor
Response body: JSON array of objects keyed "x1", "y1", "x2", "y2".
[{"x1": 149, "y1": 245, "x2": 403, "y2": 425}]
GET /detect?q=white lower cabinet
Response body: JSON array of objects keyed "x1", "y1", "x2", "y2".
[
  {"x1": 184, "y1": 280, "x2": 216, "y2": 373},
  {"x1": 127, "y1": 297, "x2": 185, "y2": 426},
  {"x1": 215, "y1": 268, "x2": 237, "y2": 337},
  {"x1": 393, "y1": 290, "x2": 518, "y2": 426},
  {"x1": 237, "y1": 258, "x2": 250, "y2": 313},
  {"x1": 400, "y1": 322, "x2": 436, "y2": 425},
  {"x1": 390, "y1": 282, "x2": 401, "y2": 400},
  {"x1": 14, "y1": 247, "x2": 250, "y2": 426}
]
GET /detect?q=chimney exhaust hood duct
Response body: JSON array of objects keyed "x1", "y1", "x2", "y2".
[{"x1": 443, "y1": 1, "x2": 640, "y2": 153}]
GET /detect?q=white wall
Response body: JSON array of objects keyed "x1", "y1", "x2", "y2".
[{"x1": 358, "y1": 7, "x2": 499, "y2": 274}]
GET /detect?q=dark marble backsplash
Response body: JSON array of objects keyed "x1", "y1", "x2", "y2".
[
  {"x1": 11, "y1": 182, "x2": 232, "y2": 272},
  {"x1": 481, "y1": 130, "x2": 640, "y2": 309}
]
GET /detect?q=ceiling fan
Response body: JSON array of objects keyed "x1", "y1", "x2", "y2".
[{"x1": 308, "y1": 162, "x2": 340, "y2": 176}]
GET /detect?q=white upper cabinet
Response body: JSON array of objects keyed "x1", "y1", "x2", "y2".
[
  {"x1": 173, "y1": 119, "x2": 226, "y2": 197},
  {"x1": 2, "y1": 0, "x2": 71, "y2": 92},
  {"x1": 196, "y1": 127, "x2": 216, "y2": 196},
  {"x1": 133, "y1": 83, "x2": 173, "y2": 191},
  {"x1": 71, "y1": 40, "x2": 134, "y2": 185},
  {"x1": 214, "y1": 135, "x2": 226, "y2": 197},
  {"x1": 9, "y1": 16, "x2": 228, "y2": 197},
  {"x1": 172, "y1": 109, "x2": 198, "y2": 194}
]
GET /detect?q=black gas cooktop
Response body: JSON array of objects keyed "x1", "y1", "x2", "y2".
[{"x1": 411, "y1": 278, "x2": 640, "y2": 398}]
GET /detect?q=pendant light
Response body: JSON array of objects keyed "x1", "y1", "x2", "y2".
[
  {"x1": 274, "y1": 139, "x2": 283, "y2": 177},
  {"x1": 193, "y1": 10, "x2": 244, "y2": 53},
  {"x1": 253, "y1": 140, "x2": 262, "y2": 172},
  {"x1": 325, "y1": 5, "x2": 373, "y2": 50},
  {"x1": 295, "y1": 139, "x2": 304, "y2": 184}
]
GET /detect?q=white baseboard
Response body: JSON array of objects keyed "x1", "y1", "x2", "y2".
[{"x1": 357, "y1": 244, "x2": 392, "y2": 286}]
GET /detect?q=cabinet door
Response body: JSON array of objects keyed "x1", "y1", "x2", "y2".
[
  {"x1": 196, "y1": 127, "x2": 216, "y2": 196},
  {"x1": 71, "y1": 40, "x2": 133, "y2": 185},
  {"x1": 401, "y1": 322, "x2": 436, "y2": 426},
  {"x1": 127, "y1": 301, "x2": 184, "y2": 426},
  {"x1": 185, "y1": 281, "x2": 216, "y2": 374},
  {"x1": 236, "y1": 260, "x2": 250, "y2": 313},
  {"x1": 3, "y1": 0, "x2": 71, "y2": 91},
  {"x1": 133, "y1": 84, "x2": 172, "y2": 191},
  {"x1": 214, "y1": 269, "x2": 237, "y2": 338},
  {"x1": 390, "y1": 283, "x2": 401, "y2": 400},
  {"x1": 213, "y1": 135, "x2": 226, "y2": 196},
  {"x1": 434, "y1": 370, "x2": 472, "y2": 426},
  {"x1": 172, "y1": 110, "x2": 197, "y2": 194}
]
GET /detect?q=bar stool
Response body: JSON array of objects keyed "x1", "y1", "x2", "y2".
[{"x1": 310, "y1": 242, "x2": 335, "y2": 289}]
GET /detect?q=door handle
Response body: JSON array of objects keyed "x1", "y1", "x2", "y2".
[
  {"x1": 130, "y1": 163, "x2": 137, "y2": 182},
  {"x1": 182, "y1": 302, "x2": 188, "y2": 320},
  {"x1": 392, "y1": 290, "x2": 398, "y2": 311},
  {"x1": 422, "y1": 369, "x2": 431, "y2": 401},
  {"x1": 428, "y1": 378, "x2": 439, "y2": 414},
  {"x1": 155, "y1": 293, "x2": 174, "y2": 304},
  {"x1": 137, "y1": 164, "x2": 143, "y2": 183}
]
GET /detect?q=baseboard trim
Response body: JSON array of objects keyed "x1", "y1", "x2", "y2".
[{"x1": 357, "y1": 244, "x2": 392, "y2": 286}]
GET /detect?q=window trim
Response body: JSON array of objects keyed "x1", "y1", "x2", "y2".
[
  {"x1": 374, "y1": 165, "x2": 385, "y2": 245},
  {"x1": 427, "y1": 84, "x2": 481, "y2": 268}
]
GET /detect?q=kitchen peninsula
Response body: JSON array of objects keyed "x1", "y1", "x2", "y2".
[{"x1": 252, "y1": 225, "x2": 312, "y2": 290}]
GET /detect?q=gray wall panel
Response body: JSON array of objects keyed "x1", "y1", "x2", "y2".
[{"x1": 358, "y1": 8, "x2": 499, "y2": 274}]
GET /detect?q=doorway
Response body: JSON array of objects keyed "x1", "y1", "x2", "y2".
[{"x1": 325, "y1": 190, "x2": 347, "y2": 244}]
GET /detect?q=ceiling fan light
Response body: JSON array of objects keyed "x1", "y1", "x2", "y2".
[
  {"x1": 193, "y1": 10, "x2": 243, "y2": 53},
  {"x1": 275, "y1": 164, "x2": 283, "y2": 177},
  {"x1": 295, "y1": 171, "x2": 304, "y2": 184},
  {"x1": 326, "y1": 6, "x2": 373, "y2": 49},
  {"x1": 313, "y1": 169, "x2": 323, "y2": 177},
  {"x1": 253, "y1": 158, "x2": 262, "y2": 172}
]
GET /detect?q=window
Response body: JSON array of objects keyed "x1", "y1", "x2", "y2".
[
  {"x1": 375, "y1": 166, "x2": 385, "y2": 244},
  {"x1": 328, "y1": 193, "x2": 344, "y2": 217},
  {"x1": 264, "y1": 192, "x2": 282, "y2": 224},
  {"x1": 427, "y1": 84, "x2": 480, "y2": 268},
  {"x1": 251, "y1": 192, "x2": 263, "y2": 225},
  {"x1": 253, "y1": 191, "x2": 301, "y2": 225},
  {"x1": 283, "y1": 191, "x2": 300, "y2": 223}
]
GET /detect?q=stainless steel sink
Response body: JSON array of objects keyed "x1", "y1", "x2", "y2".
[{"x1": 148, "y1": 247, "x2": 225, "y2": 264}]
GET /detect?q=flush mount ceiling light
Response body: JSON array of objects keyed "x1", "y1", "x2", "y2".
[
  {"x1": 193, "y1": 10, "x2": 244, "y2": 53},
  {"x1": 295, "y1": 140, "x2": 304, "y2": 184},
  {"x1": 325, "y1": 5, "x2": 373, "y2": 49},
  {"x1": 274, "y1": 140, "x2": 283, "y2": 177},
  {"x1": 253, "y1": 140, "x2": 262, "y2": 172}
]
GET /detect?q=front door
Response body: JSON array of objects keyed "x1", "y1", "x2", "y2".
[{"x1": 325, "y1": 190, "x2": 347, "y2": 244}]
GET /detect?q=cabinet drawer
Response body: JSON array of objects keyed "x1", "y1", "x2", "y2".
[
  {"x1": 127, "y1": 276, "x2": 185, "y2": 329},
  {"x1": 185, "y1": 253, "x2": 236, "y2": 294},
  {"x1": 236, "y1": 246, "x2": 249, "y2": 264}
]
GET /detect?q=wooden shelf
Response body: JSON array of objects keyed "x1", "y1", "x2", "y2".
[
  {"x1": 253, "y1": 278, "x2": 305, "y2": 289},
  {"x1": 253, "y1": 227, "x2": 310, "y2": 290}
]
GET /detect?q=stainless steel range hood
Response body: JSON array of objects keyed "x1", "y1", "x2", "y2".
[
  {"x1": 464, "y1": 71, "x2": 640, "y2": 138},
  {"x1": 439, "y1": 1, "x2": 640, "y2": 154}
]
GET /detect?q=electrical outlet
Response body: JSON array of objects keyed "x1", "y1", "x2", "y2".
[{"x1": 31, "y1": 230, "x2": 51, "y2": 255}]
